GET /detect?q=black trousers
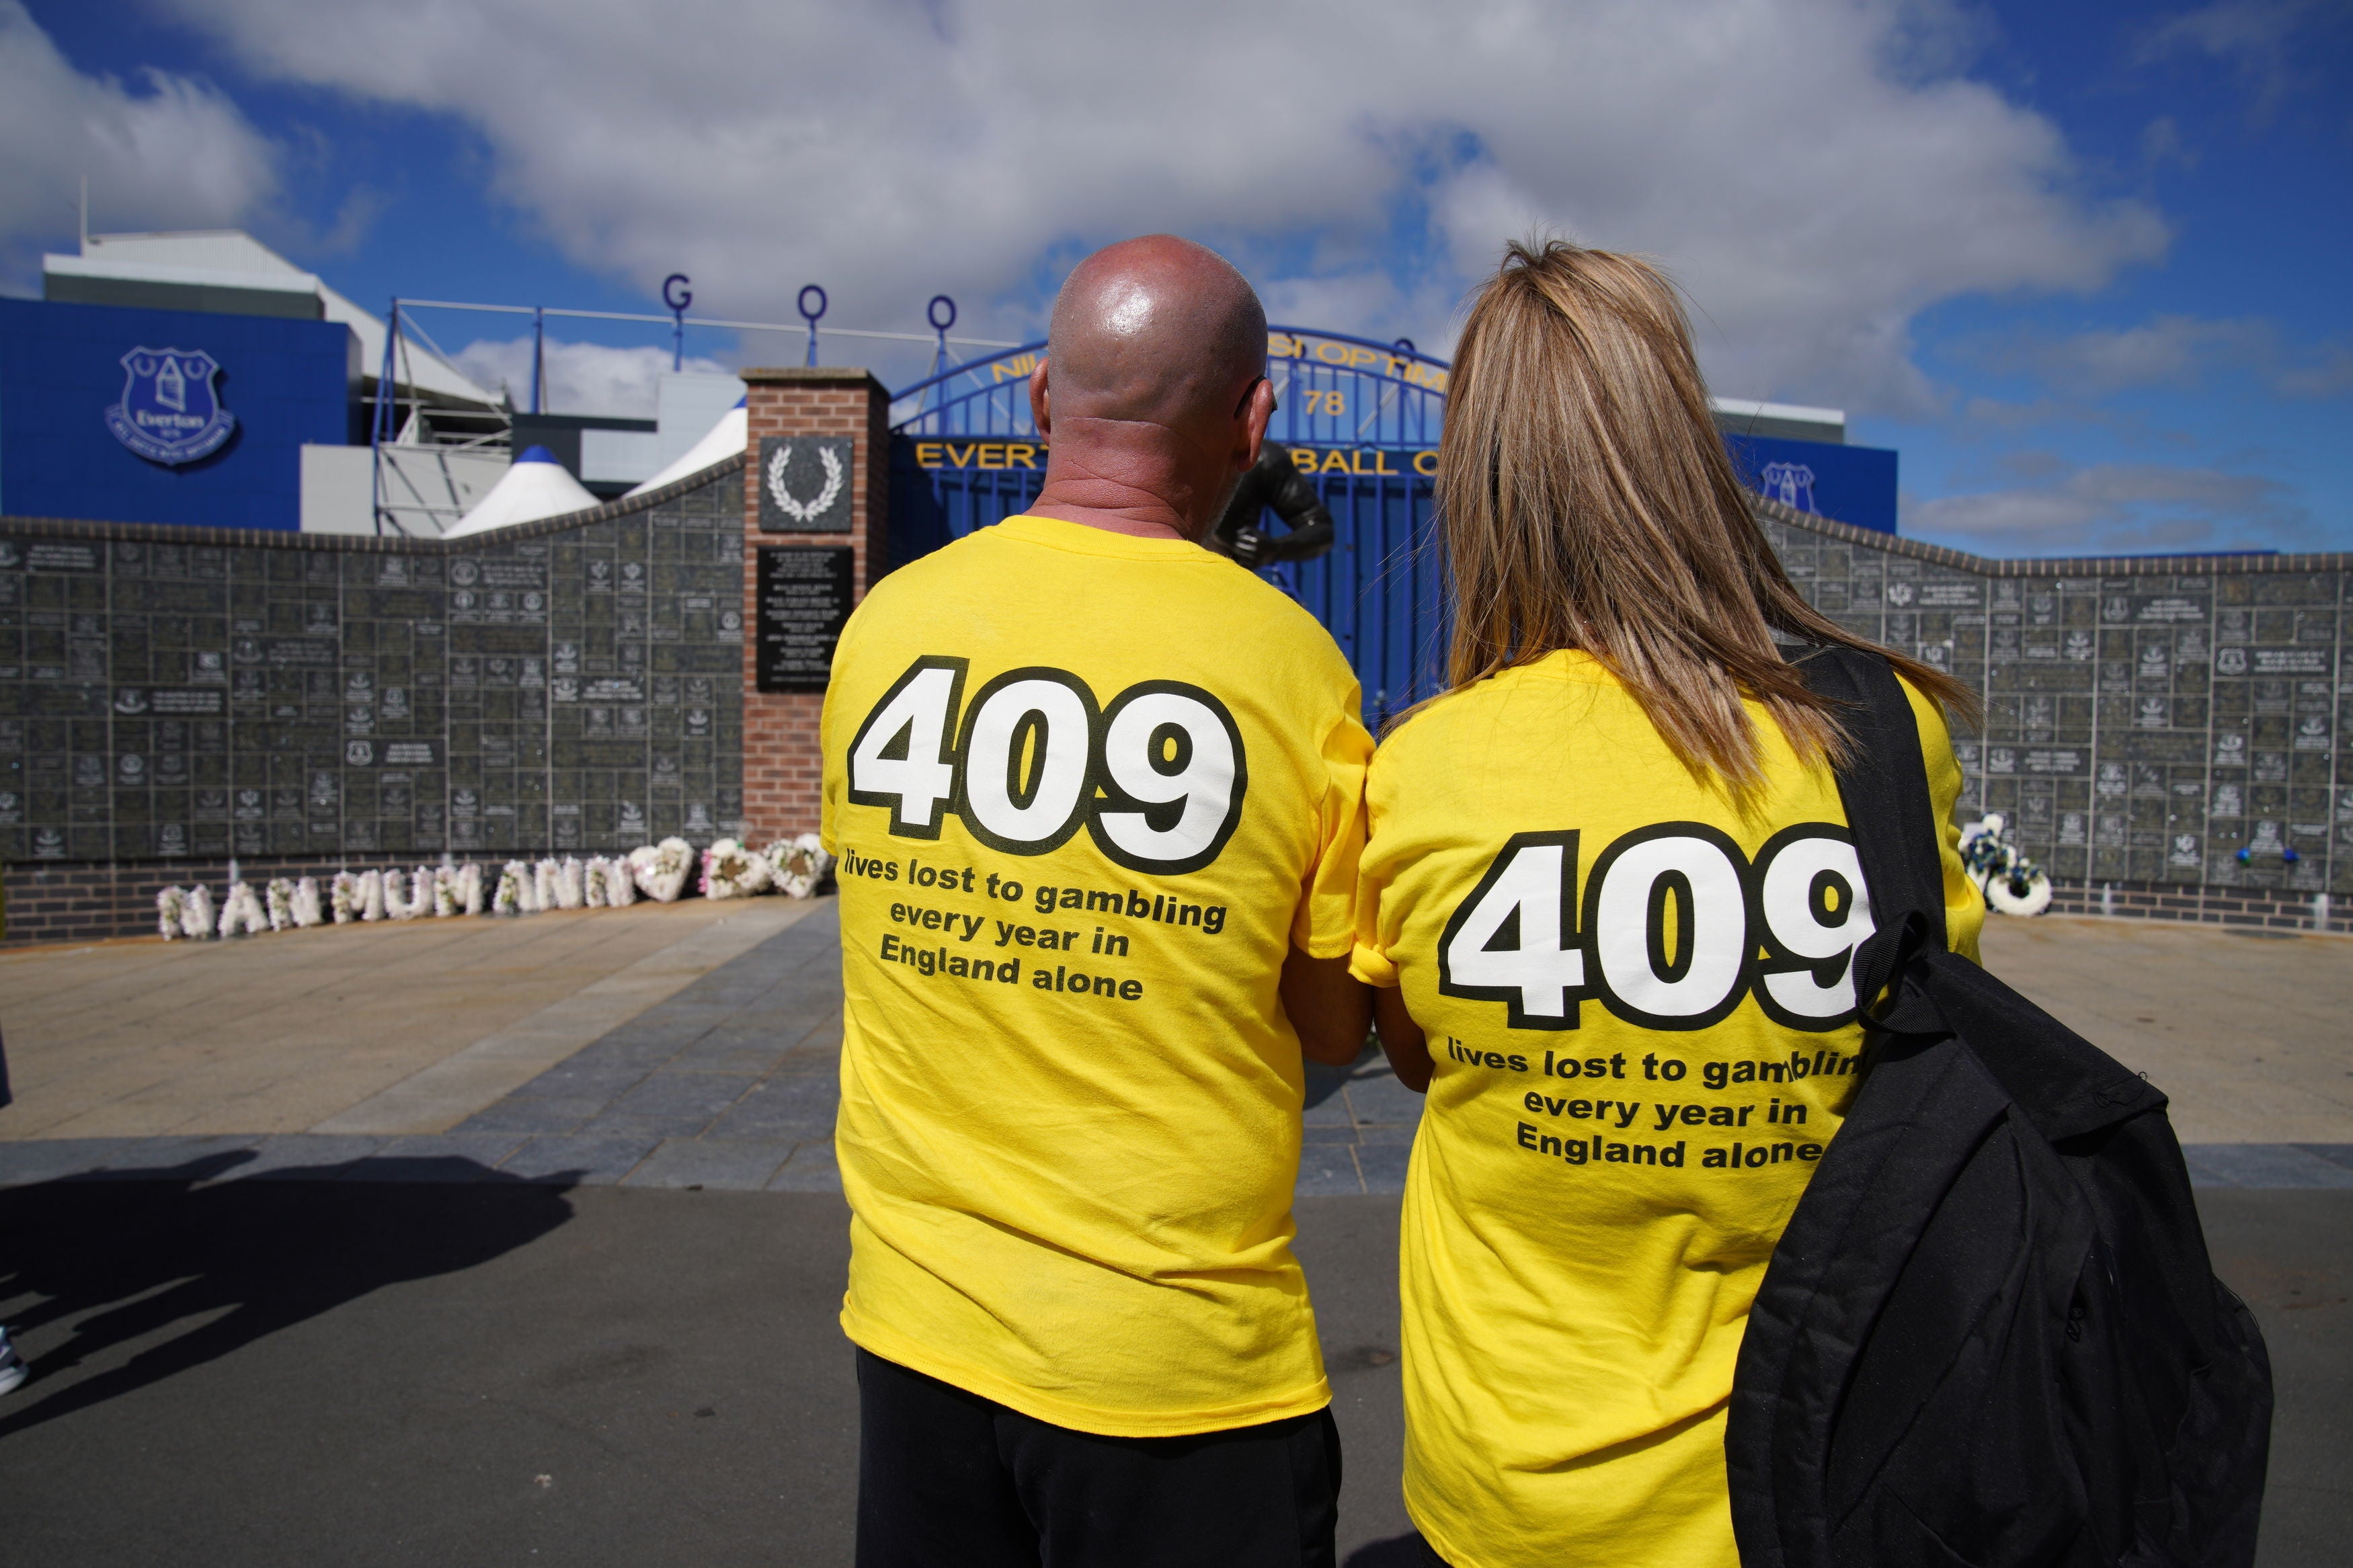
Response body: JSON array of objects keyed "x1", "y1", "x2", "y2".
[{"x1": 855, "y1": 1349, "x2": 1342, "y2": 1568}]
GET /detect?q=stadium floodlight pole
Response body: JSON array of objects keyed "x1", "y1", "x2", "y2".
[
  {"x1": 799, "y1": 284, "x2": 828, "y2": 368},
  {"x1": 372, "y1": 297, "x2": 401, "y2": 537},
  {"x1": 663, "y1": 274, "x2": 692, "y2": 371},
  {"x1": 530, "y1": 306, "x2": 545, "y2": 415}
]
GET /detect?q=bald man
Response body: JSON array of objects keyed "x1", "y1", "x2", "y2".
[{"x1": 820, "y1": 236, "x2": 1373, "y2": 1567}]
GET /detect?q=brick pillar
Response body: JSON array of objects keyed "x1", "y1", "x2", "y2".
[{"x1": 738, "y1": 366, "x2": 893, "y2": 841}]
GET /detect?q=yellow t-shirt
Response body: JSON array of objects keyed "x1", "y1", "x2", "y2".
[
  {"x1": 820, "y1": 513, "x2": 1373, "y2": 1438},
  {"x1": 1351, "y1": 649, "x2": 1983, "y2": 1568}
]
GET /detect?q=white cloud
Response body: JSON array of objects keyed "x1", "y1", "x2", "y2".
[
  {"x1": 1959, "y1": 395, "x2": 2121, "y2": 432},
  {"x1": 1968, "y1": 314, "x2": 2270, "y2": 396},
  {"x1": 2272, "y1": 340, "x2": 2353, "y2": 399},
  {"x1": 1959, "y1": 313, "x2": 2353, "y2": 401},
  {"x1": 1905, "y1": 462, "x2": 2304, "y2": 555},
  {"x1": 157, "y1": 0, "x2": 2166, "y2": 415},
  {"x1": 0, "y1": 1, "x2": 280, "y2": 282},
  {"x1": 449, "y1": 335, "x2": 732, "y2": 418},
  {"x1": 2139, "y1": 1, "x2": 2329, "y2": 118}
]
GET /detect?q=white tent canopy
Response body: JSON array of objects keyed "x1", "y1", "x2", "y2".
[
  {"x1": 623, "y1": 399, "x2": 746, "y2": 497},
  {"x1": 442, "y1": 446, "x2": 599, "y2": 537}
]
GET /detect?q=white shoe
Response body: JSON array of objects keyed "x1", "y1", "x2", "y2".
[{"x1": 0, "y1": 1328, "x2": 26, "y2": 1395}]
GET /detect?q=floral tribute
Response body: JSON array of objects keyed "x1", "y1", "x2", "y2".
[
  {"x1": 381, "y1": 868, "x2": 421, "y2": 921},
  {"x1": 764, "y1": 833, "x2": 834, "y2": 899},
  {"x1": 1958, "y1": 813, "x2": 2052, "y2": 917},
  {"x1": 493, "y1": 862, "x2": 530, "y2": 916},
  {"x1": 631, "y1": 838, "x2": 697, "y2": 903},
  {"x1": 701, "y1": 838, "x2": 770, "y2": 900},
  {"x1": 218, "y1": 880, "x2": 269, "y2": 938},
  {"x1": 140, "y1": 828, "x2": 835, "y2": 945},
  {"x1": 582, "y1": 858, "x2": 619, "y2": 907}
]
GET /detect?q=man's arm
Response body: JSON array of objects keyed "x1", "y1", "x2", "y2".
[
  {"x1": 1281, "y1": 948, "x2": 1372, "y2": 1067},
  {"x1": 1371, "y1": 987, "x2": 1432, "y2": 1092}
]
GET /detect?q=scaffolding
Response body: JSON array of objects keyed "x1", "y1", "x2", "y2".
[{"x1": 366, "y1": 288, "x2": 1016, "y2": 536}]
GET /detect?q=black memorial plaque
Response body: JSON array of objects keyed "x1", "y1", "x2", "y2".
[{"x1": 755, "y1": 545, "x2": 853, "y2": 694}]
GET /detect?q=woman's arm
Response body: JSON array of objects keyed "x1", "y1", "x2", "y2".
[
  {"x1": 1282, "y1": 948, "x2": 1374, "y2": 1067},
  {"x1": 1900, "y1": 677, "x2": 1987, "y2": 964},
  {"x1": 1372, "y1": 986, "x2": 1432, "y2": 1092}
]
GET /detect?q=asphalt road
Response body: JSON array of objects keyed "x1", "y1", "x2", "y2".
[{"x1": 0, "y1": 1171, "x2": 2340, "y2": 1567}]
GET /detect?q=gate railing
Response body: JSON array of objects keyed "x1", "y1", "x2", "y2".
[{"x1": 888, "y1": 327, "x2": 1455, "y2": 723}]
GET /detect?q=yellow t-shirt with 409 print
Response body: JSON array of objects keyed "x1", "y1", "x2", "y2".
[
  {"x1": 1351, "y1": 649, "x2": 1983, "y2": 1568},
  {"x1": 820, "y1": 514, "x2": 1372, "y2": 1438}
]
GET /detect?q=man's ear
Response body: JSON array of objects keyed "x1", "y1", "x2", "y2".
[
  {"x1": 1029, "y1": 360, "x2": 1053, "y2": 440},
  {"x1": 1237, "y1": 376, "x2": 1275, "y2": 471}
]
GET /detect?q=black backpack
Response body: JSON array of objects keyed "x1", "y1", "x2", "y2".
[{"x1": 1726, "y1": 646, "x2": 2273, "y2": 1568}]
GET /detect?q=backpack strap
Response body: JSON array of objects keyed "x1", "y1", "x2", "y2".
[
  {"x1": 1729, "y1": 645, "x2": 1985, "y2": 1568},
  {"x1": 1789, "y1": 645, "x2": 1948, "y2": 1008}
]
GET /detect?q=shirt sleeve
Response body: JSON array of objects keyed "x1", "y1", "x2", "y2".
[
  {"x1": 1291, "y1": 700, "x2": 1374, "y2": 959},
  {"x1": 817, "y1": 607, "x2": 866, "y2": 857},
  {"x1": 818, "y1": 695, "x2": 844, "y2": 856},
  {"x1": 1901, "y1": 677, "x2": 1985, "y2": 966},
  {"x1": 1348, "y1": 746, "x2": 1400, "y2": 989},
  {"x1": 1349, "y1": 914, "x2": 1399, "y2": 988}
]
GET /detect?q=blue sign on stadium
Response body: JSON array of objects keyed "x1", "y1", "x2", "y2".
[
  {"x1": 1721, "y1": 433, "x2": 1898, "y2": 535},
  {"x1": 0, "y1": 298, "x2": 357, "y2": 532}
]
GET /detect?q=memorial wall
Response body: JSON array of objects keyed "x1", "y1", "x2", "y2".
[
  {"x1": 0, "y1": 458, "x2": 748, "y2": 940},
  {"x1": 1758, "y1": 498, "x2": 2350, "y2": 926},
  {"x1": 1, "y1": 466, "x2": 2345, "y2": 944}
]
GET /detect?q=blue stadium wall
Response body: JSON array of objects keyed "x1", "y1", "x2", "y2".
[
  {"x1": 0, "y1": 298, "x2": 358, "y2": 533},
  {"x1": 1724, "y1": 433, "x2": 1897, "y2": 535}
]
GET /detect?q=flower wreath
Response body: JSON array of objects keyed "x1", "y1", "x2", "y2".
[{"x1": 766, "y1": 442, "x2": 845, "y2": 524}]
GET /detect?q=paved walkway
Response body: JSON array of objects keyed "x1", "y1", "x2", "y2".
[
  {"x1": 1, "y1": 906, "x2": 2350, "y2": 1191},
  {"x1": 0, "y1": 1180, "x2": 2342, "y2": 1566},
  {"x1": 0, "y1": 908, "x2": 2345, "y2": 1567},
  {"x1": 0, "y1": 901, "x2": 842, "y2": 1193},
  {"x1": 1986, "y1": 915, "x2": 2353, "y2": 1190},
  {"x1": 1977, "y1": 917, "x2": 2353, "y2": 1144},
  {"x1": 0, "y1": 897, "x2": 816, "y2": 1140}
]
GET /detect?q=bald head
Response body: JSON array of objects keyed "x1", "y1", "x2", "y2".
[{"x1": 1045, "y1": 236, "x2": 1267, "y2": 427}]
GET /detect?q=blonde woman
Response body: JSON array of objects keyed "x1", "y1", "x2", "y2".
[{"x1": 1353, "y1": 241, "x2": 1985, "y2": 1568}]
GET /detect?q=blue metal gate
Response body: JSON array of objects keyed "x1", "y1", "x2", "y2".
[{"x1": 888, "y1": 327, "x2": 1451, "y2": 726}]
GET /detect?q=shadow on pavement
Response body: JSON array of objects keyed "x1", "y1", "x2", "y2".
[
  {"x1": 1345, "y1": 1533, "x2": 1435, "y2": 1565},
  {"x1": 0, "y1": 1151, "x2": 576, "y2": 1438}
]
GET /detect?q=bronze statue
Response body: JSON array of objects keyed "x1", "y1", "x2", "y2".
[{"x1": 1208, "y1": 444, "x2": 1334, "y2": 568}]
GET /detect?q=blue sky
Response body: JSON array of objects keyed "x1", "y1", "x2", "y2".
[{"x1": 2, "y1": 0, "x2": 2346, "y2": 556}]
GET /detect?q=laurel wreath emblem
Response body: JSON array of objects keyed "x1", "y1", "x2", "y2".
[{"x1": 766, "y1": 443, "x2": 846, "y2": 524}]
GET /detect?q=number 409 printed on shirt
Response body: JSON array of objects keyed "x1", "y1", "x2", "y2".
[
  {"x1": 1441, "y1": 825, "x2": 1877, "y2": 1034},
  {"x1": 846, "y1": 655, "x2": 1249, "y2": 876}
]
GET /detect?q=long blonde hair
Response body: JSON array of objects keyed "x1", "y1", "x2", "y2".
[{"x1": 1437, "y1": 239, "x2": 1975, "y2": 796}]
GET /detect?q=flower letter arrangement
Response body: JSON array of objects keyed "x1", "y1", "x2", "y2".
[{"x1": 146, "y1": 833, "x2": 833, "y2": 941}]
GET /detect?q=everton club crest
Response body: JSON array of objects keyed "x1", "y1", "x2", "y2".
[
  {"x1": 105, "y1": 347, "x2": 237, "y2": 465},
  {"x1": 1758, "y1": 460, "x2": 1818, "y2": 513}
]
